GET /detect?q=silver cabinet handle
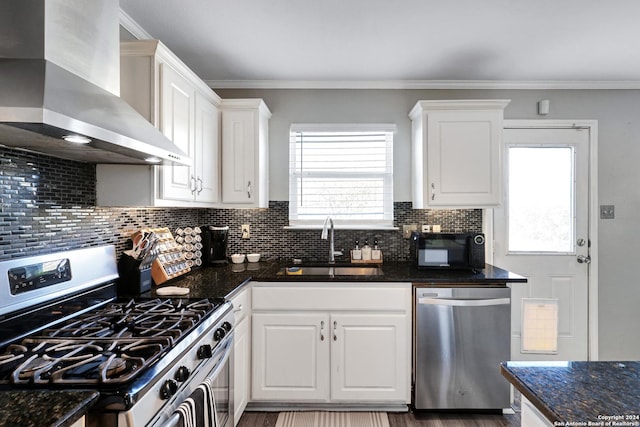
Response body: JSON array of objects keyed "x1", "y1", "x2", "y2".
[
  {"x1": 431, "y1": 183, "x2": 435, "y2": 200},
  {"x1": 333, "y1": 320, "x2": 337, "y2": 341},
  {"x1": 247, "y1": 180, "x2": 252, "y2": 199},
  {"x1": 190, "y1": 175, "x2": 197, "y2": 193},
  {"x1": 418, "y1": 297, "x2": 510, "y2": 307},
  {"x1": 232, "y1": 304, "x2": 242, "y2": 313},
  {"x1": 320, "y1": 320, "x2": 325, "y2": 341},
  {"x1": 196, "y1": 177, "x2": 203, "y2": 195}
]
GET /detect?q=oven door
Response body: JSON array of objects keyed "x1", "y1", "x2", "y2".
[{"x1": 156, "y1": 332, "x2": 234, "y2": 427}]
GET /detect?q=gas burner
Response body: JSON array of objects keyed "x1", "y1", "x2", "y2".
[
  {"x1": 100, "y1": 356, "x2": 127, "y2": 378},
  {"x1": 18, "y1": 356, "x2": 51, "y2": 378}
]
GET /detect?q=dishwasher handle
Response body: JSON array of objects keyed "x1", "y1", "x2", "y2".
[{"x1": 418, "y1": 297, "x2": 510, "y2": 307}]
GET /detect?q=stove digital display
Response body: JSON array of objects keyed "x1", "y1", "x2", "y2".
[{"x1": 8, "y1": 258, "x2": 72, "y2": 295}]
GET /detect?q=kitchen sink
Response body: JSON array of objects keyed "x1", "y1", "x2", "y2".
[{"x1": 281, "y1": 265, "x2": 383, "y2": 277}]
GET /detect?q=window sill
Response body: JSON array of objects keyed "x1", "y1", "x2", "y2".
[{"x1": 284, "y1": 225, "x2": 399, "y2": 231}]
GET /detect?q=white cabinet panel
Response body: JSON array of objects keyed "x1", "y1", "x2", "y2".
[
  {"x1": 231, "y1": 288, "x2": 251, "y2": 425},
  {"x1": 330, "y1": 313, "x2": 408, "y2": 401},
  {"x1": 194, "y1": 92, "x2": 220, "y2": 203},
  {"x1": 159, "y1": 62, "x2": 195, "y2": 201},
  {"x1": 410, "y1": 100, "x2": 510, "y2": 208},
  {"x1": 252, "y1": 313, "x2": 330, "y2": 401},
  {"x1": 221, "y1": 99, "x2": 271, "y2": 208}
]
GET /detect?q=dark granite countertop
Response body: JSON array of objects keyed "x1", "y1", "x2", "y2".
[
  {"x1": 501, "y1": 361, "x2": 640, "y2": 424},
  {"x1": 149, "y1": 261, "x2": 526, "y2": 300},
  {"x1": 0, "y1": 390, "x2": 99, "y2": 427}
]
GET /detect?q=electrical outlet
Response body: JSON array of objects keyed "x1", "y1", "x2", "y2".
[
  {"x1": 600, "y1": 205, "x2": 615, "y2": 219},
  {"x1": 241, "y1": 224, "x2": 250, "y2": 239},
  {"x1": 422, "y1": 225, "x2": 431, "y2": 232},
  {"x1": 402, "y1": 224, "x2": 418, "y2": 239},
  {"x1": 432, "y1": 224, "x2": 441, "y2": 232}
]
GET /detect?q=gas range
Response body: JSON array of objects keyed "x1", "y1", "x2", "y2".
[{"x1": 0, "y1": 246, "x2": 234, "y2": 427}]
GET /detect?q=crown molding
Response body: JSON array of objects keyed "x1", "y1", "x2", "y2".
[
  {"x1": 119, "y1": 9, "x2": 153, "y2": 40},
  {"x1": 206, "y1": 79, "x2": 640, "y2": 90}
]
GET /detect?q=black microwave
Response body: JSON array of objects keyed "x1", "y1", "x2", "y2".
[{"x1": 410, "y1": 232, "x2": 485, "y2": 270}]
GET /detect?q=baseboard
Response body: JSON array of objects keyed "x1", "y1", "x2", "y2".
[{"x1": 246, "y1": 402, "x2": 409, "y2": 413}]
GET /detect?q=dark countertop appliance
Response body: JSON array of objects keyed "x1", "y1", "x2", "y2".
[
  {"x1": 411, "y1": 232, "x2": 485, "y2": 270},
  {"x1": 202, "y1": 225, "x2": 230, "y2": 266},
  {"x1": 0, "y1": 245, "x2": 234, "y2": 427}
]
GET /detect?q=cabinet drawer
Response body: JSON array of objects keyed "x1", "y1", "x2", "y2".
[
  {"x1": 231, "y1": 288, "x2": 251, "y2": 323},
  {"x1": 251, "y1": 283, "x2": 410, "y2": 311}
]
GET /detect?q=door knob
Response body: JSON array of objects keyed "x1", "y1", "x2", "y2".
[{"x1": 577, "y1": 255, "x2": 591, "y2": 264}]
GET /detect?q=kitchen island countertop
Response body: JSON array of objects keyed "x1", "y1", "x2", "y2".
[
  {"x1": 0, "y1": 390, "x2": 99, "y2": 427},
  {"x1": 501, "y1": 361, "x2": 640, "y2": 425},
  {"x1": 148, "y1": 261, "x2": 526, "y2": 300}
]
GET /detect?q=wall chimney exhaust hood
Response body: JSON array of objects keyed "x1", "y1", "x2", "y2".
[{"x1": 0, "y1": 0, "x2": 190, "y2": 165}]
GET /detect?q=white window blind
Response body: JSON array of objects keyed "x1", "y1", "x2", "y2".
[{"x1": 289, "y1": 124, "x2": 394, "y2": 228}]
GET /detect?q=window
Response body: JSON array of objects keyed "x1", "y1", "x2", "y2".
[
  {"x1": 289, "y1": 124, "x2": 395, "y2": 228},
  {"x1": 507, "y1": 146, "x2": 575, "y2": 253}
]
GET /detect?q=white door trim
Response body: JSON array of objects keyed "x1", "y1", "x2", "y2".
[{"x1": 486, "y1": 119, "x2": 599, "y2": 360}]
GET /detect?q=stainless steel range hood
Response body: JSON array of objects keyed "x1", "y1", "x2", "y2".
[{"x1": 0, "y1": 0, "x2": 190, "y2": 165}]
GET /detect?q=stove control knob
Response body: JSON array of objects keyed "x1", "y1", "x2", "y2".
[
  {"x1": 175, "y1": 366, "x2": 190, "y2": 382},
  {"x1": 222, "y1": 321, "x2": 232, "y2": 332},
  {"x1": 160, "y1": 379, "x2": 178, "y2": 400},
  {"x1": 213, "y1": 327, "x2": 226, "y2": 341},
  {"x1": 197, "y1": 344, "x2": 213, "y2": 359}
]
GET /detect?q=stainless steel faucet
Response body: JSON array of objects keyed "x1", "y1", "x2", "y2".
[{"x1": 321, "y1": 216, "x2": 343, "y2": 264}]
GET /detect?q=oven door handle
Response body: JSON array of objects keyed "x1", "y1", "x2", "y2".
[
  {"x1": 158, "y1": 333, "x2": 234, "y2": 427},
  {"x1": 161, "y1": 413, "x2": 181, "y2": 427},
  {"x1": 418, "y1": 297, "x2": 510, "y2": 307}
]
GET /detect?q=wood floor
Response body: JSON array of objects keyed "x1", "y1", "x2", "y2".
[{"x1": 237, "y1": 409, "x2": 520, "y2": 427}]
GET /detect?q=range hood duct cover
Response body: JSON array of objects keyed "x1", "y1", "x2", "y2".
[{"x1": 0, "y1": 0, "x2": 190, "y2": 165}]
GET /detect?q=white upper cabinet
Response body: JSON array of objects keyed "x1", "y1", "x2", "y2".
[
  {"x1": 221, "y1": 99, "x2": 271, "y2": 208},
  {"x1": 410, "y1": 100, "x2": 510, "y2": 208},
  {"x1": 96, "y1": 40, "x2": 221, "y2": 207}
]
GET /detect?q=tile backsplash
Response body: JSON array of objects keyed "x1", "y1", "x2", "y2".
[{"x1": 0, "y1": 148, "x2": 481, "y2": 262}]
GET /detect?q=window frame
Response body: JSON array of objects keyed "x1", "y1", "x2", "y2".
[{"x1": 288, "y1": 123, "x2": 396, "y2": 229}]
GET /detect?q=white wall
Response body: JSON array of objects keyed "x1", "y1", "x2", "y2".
[{"x1": 217, "y1": 87, "x2": 640, "y2": 360}]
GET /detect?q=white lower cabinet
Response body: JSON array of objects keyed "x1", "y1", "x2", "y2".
[
  {"x1": 252, "y1": 312, "x2": 330, "y2": 401},
  {"x1": 330, "y1": 313, "x2": 407, "y2": 401},
  {"x1": 521, "y1": 396, "x2": 553, "y2": 427},
  {"x1": 231, "y1": 289, "x2": 251, "y2": 425},
  {"x1": 251, "y1": 283, "x2": 411, "y2": 404}
]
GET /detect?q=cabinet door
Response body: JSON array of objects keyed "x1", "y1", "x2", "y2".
[
  {"x1": 159, "y1": 63, "x2": 195, "y2": 201},
  {"x1": 222, "y1": 110, "x2": 256, "y2": 204},
  {"x1": 330, "y1": 313, "x2": 408, "y2": 402},
  {"x1": 252, "y1": 313, "x2": 330, "y2": 401},
  {"x1": 233, "y1": 316, "x2": 250, "y2": 425},
  {"x1": 426, "y1": 109, "x2": 502, "y2": 206},
  {"x1": 194, "y1": 93, "x2": 220, "y2": 203}
]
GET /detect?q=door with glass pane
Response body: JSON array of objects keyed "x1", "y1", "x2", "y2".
[{"x1": 493, "y1": 127, "x2": 590, "y2": 361}]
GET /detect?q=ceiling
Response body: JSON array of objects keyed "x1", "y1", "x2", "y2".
[{"x1": 119, "y1": 0, "x2": 640, "y2": 89}]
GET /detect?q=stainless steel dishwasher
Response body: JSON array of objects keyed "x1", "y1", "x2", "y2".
[{"x1": 414, "y1": 286, "x2": 511, "y2": 410}]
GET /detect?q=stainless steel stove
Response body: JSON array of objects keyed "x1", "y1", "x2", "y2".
[{"x1": 0, "y1": 246, "x2": 234, "y2": 427}]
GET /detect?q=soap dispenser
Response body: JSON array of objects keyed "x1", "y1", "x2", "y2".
[
  {"x1": 351, "y1": 240, "x2": 362, "y2": 261},
  {"x1": 372, "y1": 239, "x2": 382, "y2": 261},
  {"x1": 362, "y1": 239, "x2": 372, "y2": 261}
]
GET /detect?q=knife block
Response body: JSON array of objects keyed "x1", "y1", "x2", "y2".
[{"x1": 117, "y1": 254, "x2": 152, "y2": 296}]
